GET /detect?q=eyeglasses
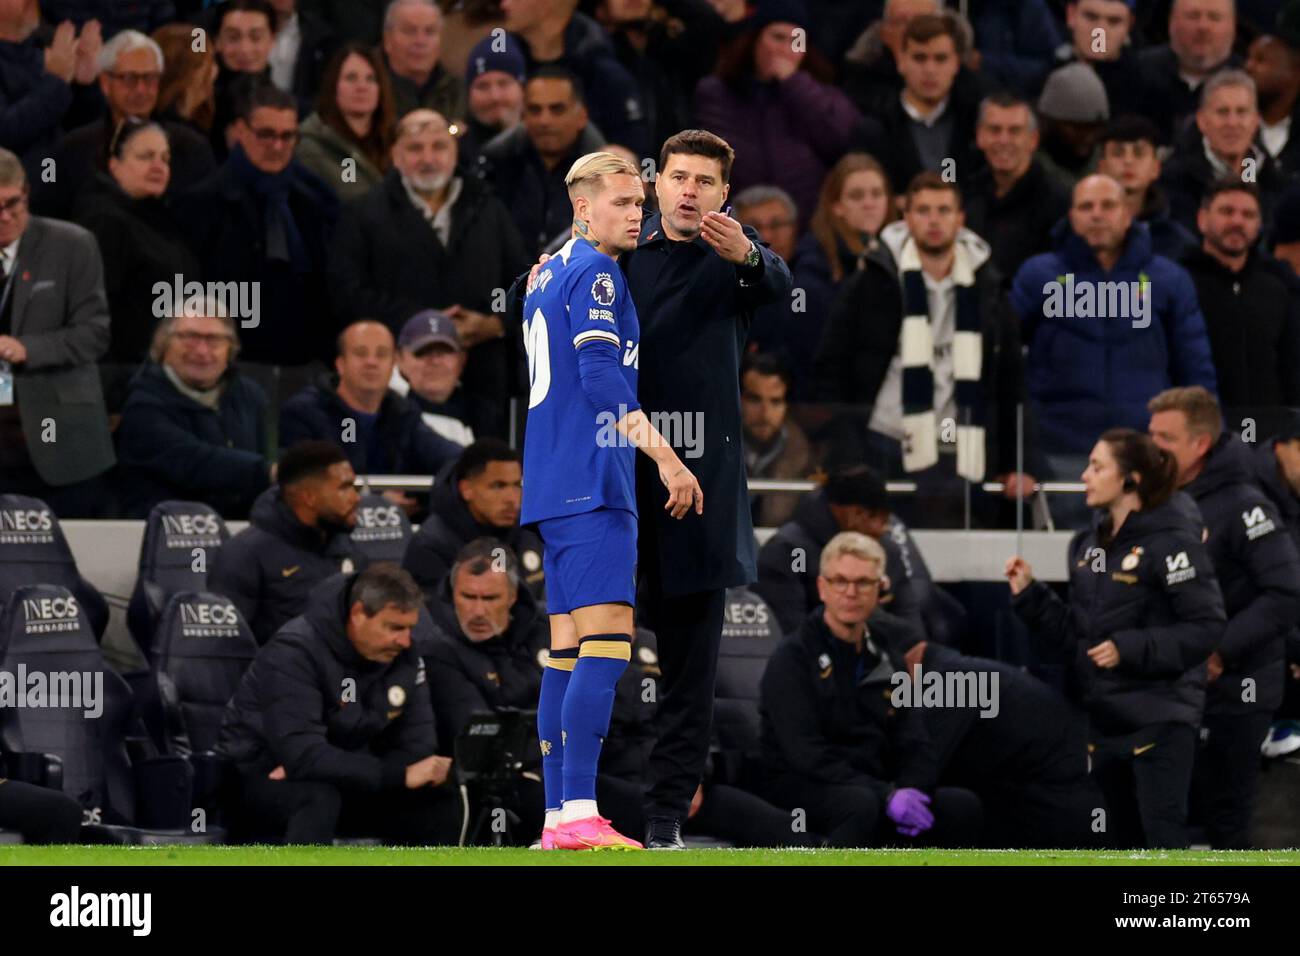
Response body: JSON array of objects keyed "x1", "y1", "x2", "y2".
[
  {"x1": 823, "y1": 576, "x2": 881, "y2": 593},
  {"x1": 106, "y1": 71, "x2": 161, "y2": 87},
  {"x1": 174, "y1": 330, "x2": 233, "y2": 348},
  {"x1": 0, "y1": 194, "x2": 27, "y2": 218},
  {"x1": 250, "y1": 127, "x2": 300, "y2": 145}
]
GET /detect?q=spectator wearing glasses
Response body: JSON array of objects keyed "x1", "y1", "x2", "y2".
[
  {"x1": 31, "y1": 29, "x2": 217, "y2": 219},
  {"x1": 175, "y1": 80, "x2": 339, "y2": 365},
  {"x1": 115, "y1": 298, "x2": 273, "y2": 519},
  {"x1": 0, "y1": 147, "x2": 115, "y2": 518}
]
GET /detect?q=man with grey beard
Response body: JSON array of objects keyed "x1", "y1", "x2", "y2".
[{"x1": 330, "y1": 108, "x2": 529, "y2": 439}]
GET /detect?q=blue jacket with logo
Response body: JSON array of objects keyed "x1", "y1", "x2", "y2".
[{"x1": 1010, "y1": 221, "x2": 1218, "y2": 455}]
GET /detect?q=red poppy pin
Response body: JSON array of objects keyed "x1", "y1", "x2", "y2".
[{"x1": 21, "y1": 270, "x2": 30, "y2": 281}]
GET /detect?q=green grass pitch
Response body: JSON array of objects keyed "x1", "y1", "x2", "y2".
[{"x1": 1, "y1": 846, "x2": 1297, "y2": 866}]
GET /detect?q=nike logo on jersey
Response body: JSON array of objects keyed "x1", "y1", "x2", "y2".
[{"x1": 281, "y1": 565, "x2": 300, "y2": 577}]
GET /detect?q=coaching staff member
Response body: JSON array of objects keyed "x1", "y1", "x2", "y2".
[
  {"x1": 512, "y1": 130, "x2": 791, "y2": 847},
  {"x1": 624, "y1": 130, "x2": 792, "y2": 847},
  {"x1": 1147, "y1": 387, "x2": 1300, "y2": 848},
  {"x1": 217, "y1": 564, "x2": 462, "y2": 845},
  {"x1": 1007, "y1": 428, "x2": 1225, "y2": 848}
]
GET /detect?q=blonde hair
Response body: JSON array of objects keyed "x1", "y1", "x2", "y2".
[
  {"x1": 565, "y1": 151, "x2": 640, "y2": 198},
  {"x1": 819, "y1": 531, "x2": 886, "y2": 576},
  {"x1": 1147, "y1": 386, "x2": 1223, "y2": 443}
]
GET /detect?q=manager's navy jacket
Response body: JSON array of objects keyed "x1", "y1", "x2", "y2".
[{"x1": 622, "y1": 213, "x2": 792, "y2": 595}]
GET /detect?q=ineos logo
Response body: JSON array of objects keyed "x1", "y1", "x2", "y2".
[
  {"x1": 725, "y1": 602, "x2": 769, "y2": 626},
  {"x1": 355, "y1": 506, "x2": 402, "y2": 529},
  {"x1": 179, "y1": 603, "x2": 238, "y2": 626},
  {"x1": 22, "y1": 596, "x2": 79, "y2": 620},
  {"x1": 161, "y1": 514, "x2": 220, "y2": 536},
  {"x1": 0, "y1": 509, "x2": 53, "y2": 531}
]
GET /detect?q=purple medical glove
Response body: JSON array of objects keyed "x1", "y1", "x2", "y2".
[{"x1": 886, "y1": 787, "x2": 934, "y2": 836}]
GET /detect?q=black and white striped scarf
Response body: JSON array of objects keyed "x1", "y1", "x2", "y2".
[{"x1": 897, "y1": 235, "x2": 985, "y2": 481}]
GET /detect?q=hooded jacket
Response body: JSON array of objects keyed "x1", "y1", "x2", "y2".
[
  {"x1": 417, "y1": 577, "x2": 549, "y2": 753},
  {"x1": 814, "y1": 220, "x2": 1024, "y2": 476},
  {"x1": 1012, "y1": 497, "x2": 1226, "y2": 734},
  {"x1": 401, "y1": 461, "x2": 545, "y2": 604},
  {"x1": 1010, "y1": 220, "x2": 1218, "y2": 455},
  {"x1": 217, "y1": 572, "x2": 434, "y2": 788},
  {"x1": 1183, "y1": 433, "x2": 1300, "y2": 714},
  {"x1": 754, "y1": 488, "x2": 941, "y2": 642},
  {"x1": 208, "y1": 486, "x2": 368, "y2": 645}
]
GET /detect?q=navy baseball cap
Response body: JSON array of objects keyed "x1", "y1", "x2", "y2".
[
  {"x1": 399, "y1": 310, "x2": 462, "y2": 353},
  {"x1": 465, "y1": 33, "x2": 526, "y2": 86}
]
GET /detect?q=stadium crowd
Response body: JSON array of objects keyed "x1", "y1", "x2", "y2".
[{"x1": 2, "y1": 0, "x2": 1300, "y2": 850}]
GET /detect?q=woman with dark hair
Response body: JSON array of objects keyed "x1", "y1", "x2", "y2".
[
  {"x1": 1005, "y1": 428, "x2": 1226, "y2": 849},
  {"x1": 152, "y1": 22, "x2": 220, "y2": 136},
  {"x1": 72, "y1": 119, "x2": 201, "y2": 378},
  {"x1": 692, "y1": 3, "x2": 861, "y2": 227},
  {"x1": 295, "y1": 42, "x2": 396, "y2": 201}
]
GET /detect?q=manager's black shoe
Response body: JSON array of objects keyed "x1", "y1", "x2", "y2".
[{"x1": 645, "y1": 817, "x2": 685, "y2": 850}]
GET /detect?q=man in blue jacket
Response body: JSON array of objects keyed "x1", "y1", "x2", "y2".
[
  {"x1": 279, "y1": 319, "x2": 462, "y2": 488},
  {"x1": 1010, "y1": 173, "x2": 1218, "y2": 526}
]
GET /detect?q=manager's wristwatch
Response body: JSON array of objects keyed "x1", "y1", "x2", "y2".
[{"x1": 741, "y1": 240, "x2": 761, "y2": 269}]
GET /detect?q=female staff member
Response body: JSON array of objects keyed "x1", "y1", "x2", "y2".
[{"x1": 1005, "y1": 428, "x2": 1225, "y2": 848}]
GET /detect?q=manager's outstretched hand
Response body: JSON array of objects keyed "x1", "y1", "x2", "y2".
[{"x1": 700, "y1": 211, "x2": 753, "y2": 264}]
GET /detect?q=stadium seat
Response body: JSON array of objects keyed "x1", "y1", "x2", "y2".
[
  {"x1": 0, "y1": 585, "x2": 224, "y2": 845},
  {"x1": 348, "y1": 493, "x2": 414, "y2": 564},
  {"x1": 126, "y1": 501, "x2": 231, "y2": 661},
  {"x1": 134, "y1": 591, "x2": 258, "y2": 830},
  {"x1": 712, "y1": 587, "x2": 782, "y2": 782},
  {"x1": 0, "y1": 495, "x2": 109, "y2": 641}
]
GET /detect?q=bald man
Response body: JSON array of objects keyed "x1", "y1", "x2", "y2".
[
  {"x1": 278, "y1": 318, "x2": 462, "y2": 488},
  {"x1": 1010, "y1": 173, "x2": 1218, "y2": 527}
]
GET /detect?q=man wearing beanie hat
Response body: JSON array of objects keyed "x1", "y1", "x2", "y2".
[
  {"x1": 1035, "y1": 62, "x2": 1110, "y2": 191},
  {"x1": 459, "y1": 33, "x2": 527, "y2": 169}
]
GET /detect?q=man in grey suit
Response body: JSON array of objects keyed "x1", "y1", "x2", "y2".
[{"x1": 0, "y1": 147, "x2": 115, "y2": 516}]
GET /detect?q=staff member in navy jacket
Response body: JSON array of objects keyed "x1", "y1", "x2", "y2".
[
  {"x1": 621, "y1": 129, "x2": 792, "y2": 848},
  {"x1": 1147, "y1": 386, "x2": 1300, "y2": 848},
  {"x1": 1007, "y1": 428, "x2": 1225, "y2": 849}
]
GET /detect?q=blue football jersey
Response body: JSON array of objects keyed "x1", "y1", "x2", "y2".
[{"x1": 520, "y1": 237, "x2": 641, "y2": 524}]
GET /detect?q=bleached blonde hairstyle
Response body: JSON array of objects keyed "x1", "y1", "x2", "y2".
[
  {"x1": 819, "y1": 531, "x2": 886, "y2": 577},
  {"x1": 565, "y1": 151, "x2": 640, "y2": 199}
]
